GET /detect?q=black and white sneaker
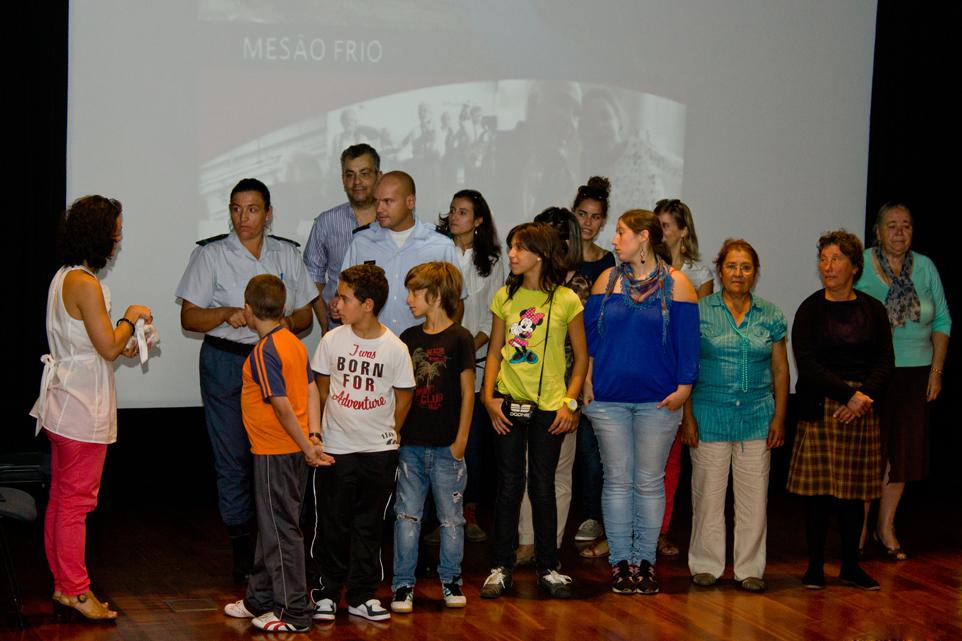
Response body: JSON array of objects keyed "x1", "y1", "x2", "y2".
[
  {"x1": 348, "y1": 599, "x2": 391, "y2": 621},
  {"x1": 442, "y1": 581, "x2": 467, "y2": 608},
  {"x1": 390, "y1": 586, "x2": 414, "y2": 613},
  {"x1": 634, "y1": 560, "x2": 659, "y2": 595},
  {"x1": 537, "y1": 569, "x2": 574, "y2": 598},
  {"x1": 610, "y1": 560, "x2": 635, "y2": 594},
  {"x1": 480, "y1": 567, "x2": 512, "y2": 599},
  {"x1": 311, "y1": 597, "x2": 336, "y2": 621}
]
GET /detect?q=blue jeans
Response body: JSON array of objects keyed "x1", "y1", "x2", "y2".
[
  {"x1": 393, "y1": 445, "x2": 467, "y2": 588},
  {"x1": 583, "y1": 401, "x2": 681, "y2": 565}
]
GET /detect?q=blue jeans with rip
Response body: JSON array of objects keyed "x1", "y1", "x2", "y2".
[
  {"x1": 583, "y1": 401, "x2": 681, "y2": 565},
  {"x1": 392, "y1": 445, "x2": 467, "y2": 589}
]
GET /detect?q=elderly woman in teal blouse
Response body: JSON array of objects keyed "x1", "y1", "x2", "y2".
[
  {"x1": 855, "y1": 203, "x2": 950, "y2": 561},
  {"x1": 680, "y1": 239, "x2": 789, "y2": 592}
]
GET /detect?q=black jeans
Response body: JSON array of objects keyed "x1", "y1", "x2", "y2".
[{"x1": 492, "y1": 407, "x2": 565, "y2": 573}]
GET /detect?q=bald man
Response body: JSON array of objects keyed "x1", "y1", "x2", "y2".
[{"x1": 340, "y1": 171, "x2": 463, "y2": 335}]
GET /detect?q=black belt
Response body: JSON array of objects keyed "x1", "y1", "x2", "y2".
[{"x1": 204, "y1": 334, "x2": 255, "y2": 357}]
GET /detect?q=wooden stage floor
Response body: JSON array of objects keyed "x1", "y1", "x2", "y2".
[{"x1": 3, "y1": 484, "x2": 960, "y2": 640}]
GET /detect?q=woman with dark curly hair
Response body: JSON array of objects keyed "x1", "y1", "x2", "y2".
[
  {"x1": 31, "y1": 195, "x2": 152, "y2": 621},
  {"x1": 787, "y1": 230, "x2": 893, "y2": 590},
  {"x1": 435, "y1": 189, "x2": 504, "y2": 541}
]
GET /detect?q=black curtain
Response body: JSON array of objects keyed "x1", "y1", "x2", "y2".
[
  {"x1": 12, "y1": 2, "x2": 67, "y2": 450},
  {"x1": 866, "y1": 1, "x2": 961, "y2": 484}
]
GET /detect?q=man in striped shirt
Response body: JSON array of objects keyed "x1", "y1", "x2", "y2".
[{"x1": 303, "y1": 144, "x2": 382, "y2": 331}]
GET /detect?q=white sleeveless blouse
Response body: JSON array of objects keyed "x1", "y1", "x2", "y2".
[{"x1": 30, "y1": 265, "x2": 117, "y2": 444}]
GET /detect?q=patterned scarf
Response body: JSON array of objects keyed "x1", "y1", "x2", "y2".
[
  {"x1": 597, "y1": 260, "x2": 671, "y2": 345},
  {"x1": 874, "y1": 246, "x2": 920, "y2": 327}
]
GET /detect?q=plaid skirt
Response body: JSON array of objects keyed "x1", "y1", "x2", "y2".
[{"x1": 786, "y1": 395, "x2": 881, "y2": 500}]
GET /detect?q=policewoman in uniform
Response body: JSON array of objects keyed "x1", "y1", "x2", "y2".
[{"x1": 176, "y1": 178, "x2": 315, "y2": 581}]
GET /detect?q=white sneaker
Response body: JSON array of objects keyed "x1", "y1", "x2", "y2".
[
  {"x1": 390, "y1": 586, "x2": 413, "y2": 613},
  {"x1": 348, "y1": 598, "x2": 391, "y2": 621},
  {"x1": 224, "y1": 599, "x2": 255, "y2": 618},
  {"x1": 442, "y1": 582, "x2": 467, "y2": 608},
  {"x1": 575, "y1": 518, "x2": 604, "y2": 541},
  {"x1": 312, "y1": 597, "x2": 336, "y2": 621},
  {"x1": 251, "y1": 611, "x2": 310, "y2": 632}
]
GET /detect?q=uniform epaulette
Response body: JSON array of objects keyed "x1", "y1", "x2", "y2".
[
  {"x1": 268, "y1": 234, "x2": 301, "y2": 248},
  {"x1": 196, "y1": 233, "x2": 229, "y2": 246},
  {"x1": 352, "y1": 223, "x2": 372, "y2": 235}
]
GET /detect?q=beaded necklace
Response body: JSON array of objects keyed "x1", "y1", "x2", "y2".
[{"x1": 723, "y1": 296, "x2": 753, "y2": 393}]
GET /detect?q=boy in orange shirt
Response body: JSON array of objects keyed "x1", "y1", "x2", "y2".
[{"x1": 223, "y1": 274, "x2": 333, "y2": 633}]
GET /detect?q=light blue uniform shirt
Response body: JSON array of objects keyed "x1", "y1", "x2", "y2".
[
  {"x1": 690, "y1": 292, "x2": 786, "y2": 442},
  {"x1": 302, "y1": 202, "x2": 358, "y2": 307},
  {"x1": 341, "y1": 217, "x2": 463, "y2": 336},
  {"x1": 176, "y1": 232, "x2": 315, "y2": 344}
]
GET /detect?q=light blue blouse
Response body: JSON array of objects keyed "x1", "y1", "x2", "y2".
[{"x1": 690, "y1": 292, "x2": 786, "y2": 442}]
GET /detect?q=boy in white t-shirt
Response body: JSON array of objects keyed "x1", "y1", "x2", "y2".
[{"x1": 307, "y1": 264, "x2": 415, "y2": 623}]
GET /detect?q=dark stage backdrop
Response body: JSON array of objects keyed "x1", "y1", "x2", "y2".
[{"x1": 12, "y1": 2, "x2": 961, "y2": 497}]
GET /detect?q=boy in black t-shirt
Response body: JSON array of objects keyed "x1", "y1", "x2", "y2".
[{"x1": 390, "y1": 262, "x2": 476, "y2": 613}]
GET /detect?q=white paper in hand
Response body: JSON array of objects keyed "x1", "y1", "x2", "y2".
[{"x1": 136, "y1": 318, "x2": 149, "y2": 364}]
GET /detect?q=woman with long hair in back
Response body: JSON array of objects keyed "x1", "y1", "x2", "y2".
[
  {"x1": 652, "y1": 197, "x2": 714, "y2": 556},
  {"x1": 570, "y1": 177, "x2": 616, "y2": 556},
  {"x1": 435, "y1": 189, "x2": 504, "y2": 542}
]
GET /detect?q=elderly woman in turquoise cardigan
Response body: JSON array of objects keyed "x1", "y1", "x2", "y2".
[{"x1": 855, "y1": 202, "x2": 950, "y2": 561}]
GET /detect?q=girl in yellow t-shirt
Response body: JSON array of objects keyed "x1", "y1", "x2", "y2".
[{"x1": 479, "y1": 222, "x2": 587, "y2": 599}]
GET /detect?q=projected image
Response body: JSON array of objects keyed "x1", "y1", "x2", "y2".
[{"x1": 198, "y1": 80, "x2": 685, "y2": 243}]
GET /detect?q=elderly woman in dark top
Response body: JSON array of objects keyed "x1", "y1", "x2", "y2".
[{"x1": 787, "y1": 230, "x2": 893, "y2": 591}]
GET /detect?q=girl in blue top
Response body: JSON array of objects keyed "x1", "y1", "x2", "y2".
[{"x1": 582, "y1": 209, "x2": 699, "y2": 595}]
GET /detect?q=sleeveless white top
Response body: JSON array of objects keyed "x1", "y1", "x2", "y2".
[{"x1": 30, "y1": 266, "x2": 117, "y2": 444}]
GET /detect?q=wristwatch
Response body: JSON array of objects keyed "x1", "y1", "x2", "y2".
[{"x1": 562, "y1": 397, "x2": 579, "y2": 411}]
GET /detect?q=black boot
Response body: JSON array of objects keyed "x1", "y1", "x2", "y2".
[{"x1": 227, "y1": 519, "x2": 256, "y2": 585}]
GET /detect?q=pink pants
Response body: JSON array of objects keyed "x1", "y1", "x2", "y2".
[
  {"x1": 662, "y1": 432, "x2": 682, "y2": 534},
  {"x1": 44, "y1": 429, "x2": 108, "y2": 596}
]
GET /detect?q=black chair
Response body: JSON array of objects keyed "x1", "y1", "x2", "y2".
[{"x1": 0, "y1": 487, "x2": 38, "y2": 629}]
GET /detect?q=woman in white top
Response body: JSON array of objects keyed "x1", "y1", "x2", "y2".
[
  {"x1": 31, "y1": 196, "x2": 151, "y2": 621},
  {"x1": 437, "y1": 189, "x2": 504, "y2": 541},
  {"x1": 653, "y1": 198, "x2": 714, "y2": 557}
]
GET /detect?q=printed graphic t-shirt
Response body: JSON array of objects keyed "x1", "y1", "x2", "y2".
[
  {"x1": 399, "y1": 323, "x2": 476, "y2": 446},
  {"x1": 311, "y1": 324, "x2": 416, "y2": 455},
  {"x1": 490, "y1": 285, "x2": 583, "y2": 411}
]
